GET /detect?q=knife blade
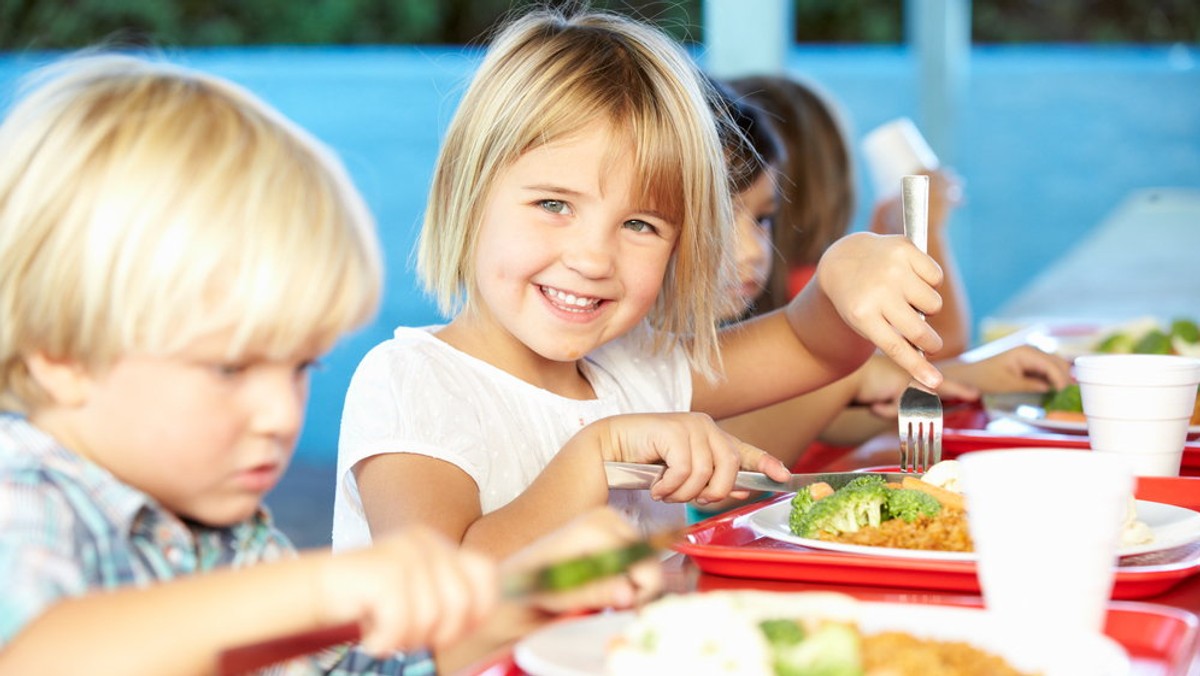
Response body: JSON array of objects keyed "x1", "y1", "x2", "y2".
[{"x1": 604, "y1": 461, "x2": 915, "y2": 493}]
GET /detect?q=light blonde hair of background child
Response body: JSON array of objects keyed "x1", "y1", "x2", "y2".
[
  {"x1": 416, "y1": 8, "x2": 738, "y2": 379},
  {"x1": 0, "y1": 54, "x2": 383, "y2": 414}
]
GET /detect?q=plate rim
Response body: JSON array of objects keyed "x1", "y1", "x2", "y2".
[{"x1": 745, "y1": 497, "x2": 1200, "y2": 561}]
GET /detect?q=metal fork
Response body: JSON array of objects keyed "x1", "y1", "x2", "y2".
[{"x1": 897, "y1": 174, "x2": 943, "y2": 473}]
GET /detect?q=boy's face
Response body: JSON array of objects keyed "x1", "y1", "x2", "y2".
[
  {"x1": 35, "y1": 329, "x2": 318, "y2": 526},
  {"x1": 462, "y1": 122, "x2": 679, "y2": 370}
]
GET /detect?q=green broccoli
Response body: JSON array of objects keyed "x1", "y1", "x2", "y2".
[
  {"x1": 1133, "y1": 329, "x2": 1173, "y2": 355},
  {"x1": 1095, "y1": 331, "x2": 1135, "y2": 353},
  {"x1": 760, "y1": 618, "x2": 806, "y2": 647},
  {"x1": 884, "y1": 488, "x2": 942, "y2": 523},
  {"x1": 791, "y1": 482, "x2": 889, "y2": 538},
  {"x1": 1170, "y1": 318, "x2": 1200, "y2": 345},
  {"x1": 770, "y1": 621, "x2": 863, "y2": 676},
  {"x1": 1043, "y1": 383, "x2": 1083, "y2": 412}
]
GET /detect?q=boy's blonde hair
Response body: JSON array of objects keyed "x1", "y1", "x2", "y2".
[
  {"x1": 417, "y1": 8, "x2": 736, "y2": 378},
  {"x1": 0, "y1": 54, "x2": 382, "y2": 414}
]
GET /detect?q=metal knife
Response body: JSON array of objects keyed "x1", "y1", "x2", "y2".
[{"x1": 604, "y1": 461, "x2": 915, "y2": 493}]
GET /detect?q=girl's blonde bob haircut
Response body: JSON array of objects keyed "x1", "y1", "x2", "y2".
[
  {"x1": 417, "y1": 8, "x2": 737, "y2": 379},
  {"x1": 0, "y1": 54, "x2": 382, "y2": 414}
]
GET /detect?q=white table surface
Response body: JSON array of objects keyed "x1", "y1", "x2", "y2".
[{"x1": 987, "y1": 187, "x2": 1200, "y2": 332}]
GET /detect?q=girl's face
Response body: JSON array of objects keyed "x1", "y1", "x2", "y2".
[
  {"x1": 35, "y1": 328, "x2": 319, "y2": 526},
  {"x1": 463, "y1": 122, "x2": 679, "y2": 372},
  {"x1": 728, "y1": 169, "x2": 779, "y2": 318}
]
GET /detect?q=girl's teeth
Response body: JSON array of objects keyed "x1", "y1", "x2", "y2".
[{"x1": 544, "y1": 286, "x2": 598, "y2": 308}]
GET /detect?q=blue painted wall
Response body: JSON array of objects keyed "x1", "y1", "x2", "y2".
[{"x1": 2, "y1": 45, "x2": 1197, "y2": 462}]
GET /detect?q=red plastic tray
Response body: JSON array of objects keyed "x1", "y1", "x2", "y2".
[
  {"x1": 673, "y1": 484, "x2": 1200, "y2": 600},
  {"x1": 940, "y1": 403, "x2": 1200, "y2": 472},
  {"x1": 463, "y1": 598, "x2": 1199, "y2": 676}
]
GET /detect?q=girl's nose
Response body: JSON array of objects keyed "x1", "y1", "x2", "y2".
[
  {"x1": 561, "y1": 225, "x2": 617, "y2": 279},
  {"x1": 735, "y1": 212, "x2": 766, "y2": 267}
]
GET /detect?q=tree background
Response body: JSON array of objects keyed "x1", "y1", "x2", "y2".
[{"x1": 2, "y1": 0, "x2": 1198, "y2": 50}]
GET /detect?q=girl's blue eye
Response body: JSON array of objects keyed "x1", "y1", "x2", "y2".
[
  {"x1": 624, "y1": 219, "x2": 659, "y2": 235},
  {"x1": 296, "y1": 359, "x2": 322, "y2": 376},
  {"x1": 537, "y1": 199, "x2": 569, "y2": 214}
]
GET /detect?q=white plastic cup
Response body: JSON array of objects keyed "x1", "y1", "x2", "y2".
[
  {"x1": 860, "y1": 117, "x2": 939, "y2": 199},
  {"x1": 1074, "y1": 354, "x2": 1200, "y2": 477},
  {"x1": 960, "y1": 449, "x2": 1132, "y2": 639}
]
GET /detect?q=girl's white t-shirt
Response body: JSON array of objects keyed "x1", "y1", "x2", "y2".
[{"x1": 331, "y1": 323, "x2": 693, "y2": 551}]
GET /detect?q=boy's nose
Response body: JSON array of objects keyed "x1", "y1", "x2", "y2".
[{"x1": 250, "y1": 371, "x2": 306, "y2": 439}]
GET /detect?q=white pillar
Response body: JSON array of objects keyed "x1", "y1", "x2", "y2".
[
  {"x1": 702, "y1": 0, "x2": 794, "y2": 78},
  {"x1": 907, "y1": 0, "x2": 971, "y2": 166}
]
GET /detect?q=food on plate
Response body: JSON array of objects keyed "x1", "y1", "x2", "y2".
[
  {"x1": 1043, "y1": 382, "x2": 1200, "y2": 425},
  {"x1": 1121, "y1": 496, "x2": 1153, "y2": 546},
  {"x1": 1094, "y1": 316, "x2": 1200, "y2": 357},
  {"x1": 788, "y1": 460, "x2": 1153, "y2": 553},
  {"x1": 606, "y1": 591, "x2": 1032, "y2": 676},
  {"x1": 1041, "y1": 383, "x2": 1086, "y2": 422},
  {"x1": 788, "y1": 465, "x2": 974, "y2": 552}
]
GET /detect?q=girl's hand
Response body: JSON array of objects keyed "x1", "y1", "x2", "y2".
[
  {"x1": 591, "y1": 412, "x2": 791, "y2": 504},
  {"x1": 942, "y1": 345, "x2": 1073, "y2": 393},
  {"x1": 817, "y1": 231, "x2": 944, "y2": 388},
  {"x1": 317, "y1": 526, "x2": 499, "y2": 656},
  {"x1": 502, "y1": 506, "x2": 663, "y2": 613}
]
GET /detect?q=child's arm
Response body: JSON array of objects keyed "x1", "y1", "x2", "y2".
[
  {"x1": 356, "y1": 412, "x2": 789, "y2": 559},
  {"x1": 697, "y1": 231, "x2": 944, "y2": 420},
  {"x1": 0, "y1": 527, "x2": 497, "y2": 675}
]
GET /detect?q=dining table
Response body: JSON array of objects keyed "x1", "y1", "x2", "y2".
[{"x1": 464, "y1": 390, "x2": 1200, "y2": 676}]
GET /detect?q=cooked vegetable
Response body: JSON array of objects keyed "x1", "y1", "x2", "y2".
[
  {"x1": 790, "y1": 478, "x2": 890, "y2": 538},
  {"x1": 885, "y1": 488, "x2": 943, "y2": 523},
  {"x1": 1171, "y1": 318, "x2": 1200, "y2": 344},
  {"x1": 770, "y1": 620, "x2": 862, "y2": 676},
  {"x1": 900, "y1": 476, "x2": 966, "y2": 512},
  {"x1": 1043, "y1": 383, "x2": 1083, "y2": 412},
  {"x1": 1095, "y1": 331, "x2": 1136, "y2": 353},
  {"x1": 1133, "y1": 329, "x2": 1173, "y2": 355}
]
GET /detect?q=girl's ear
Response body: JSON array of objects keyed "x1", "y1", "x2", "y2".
[{"x1": 24, "y1": 352, "x2": 92, "y2": 407}]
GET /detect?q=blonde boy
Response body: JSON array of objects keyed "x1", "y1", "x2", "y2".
[{"x1": 0, "y1": 54, "x2": 658, "y2": 674}]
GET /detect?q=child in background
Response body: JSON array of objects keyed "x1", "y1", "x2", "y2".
[
  {"x1": 0, "y1": 54, "x2": 659, "y2": 675},
  {"x1": 708, "y1": 78, "x2": 1072, "y2": 476},
  {"x1": 729, "y1": 74, "x2": 972, "y2": 357},
  {"x1": 335, "y1": 7, "x2": 946, "y2": 560}
]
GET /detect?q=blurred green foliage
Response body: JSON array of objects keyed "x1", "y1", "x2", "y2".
[{"x1": 2, "y1": 0, "x2": 1196, "y2": 50}]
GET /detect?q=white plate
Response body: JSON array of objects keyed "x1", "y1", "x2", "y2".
[
  {"x1": 744, "y1": 498, "x2": 1200, "y2": 561},
  {"x1": 513, "y1": 600, "x2": 1130, "y2": 676},
  {"x1": 982, "y1": 391, "x2": 1200, "y2": 438}
]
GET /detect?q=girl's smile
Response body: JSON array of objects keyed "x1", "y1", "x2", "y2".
[{"x1": 440, "y1": 121, "x2": 678, "y2": 392}]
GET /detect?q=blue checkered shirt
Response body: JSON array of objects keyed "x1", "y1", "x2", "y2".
[{"x1": 0, "y1": 413, "x2": 433, "y2": 675}]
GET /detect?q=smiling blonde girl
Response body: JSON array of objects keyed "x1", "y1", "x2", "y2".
[{"x1": 335, "y1": 8, "x2": 945, "y2": 559}]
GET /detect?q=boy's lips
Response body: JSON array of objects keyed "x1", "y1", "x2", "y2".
[{"x1": 236, "y1": 462, "x2": 283, "y2": 493}]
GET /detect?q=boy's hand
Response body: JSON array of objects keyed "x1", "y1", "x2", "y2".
[
  {"x1": 318, "y1": 526, "x2": 498, "y2": 656},
  {"x1": 592, "y1": 412, "x2": 790, "y2": 504},
  {"x1": 502, "y1": 506, "x2": 663, "y2": 612},
  {"x1": 817, "y1": 231, "x2": 944, "y2": 389}
]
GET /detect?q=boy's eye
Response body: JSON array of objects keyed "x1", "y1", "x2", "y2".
[
  {"x1": 213, "y1": 362, "x2": 248, "y2": 378},
  {"x1": 623, "y1": 219, "x2": 659, "y2": 235},
  {"x1": 537, "y1": 199, "x2": 571, "y2": 215}
]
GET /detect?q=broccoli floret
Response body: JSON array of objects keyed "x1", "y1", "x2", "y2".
[
  {"x1": 791, "y1": 483, "x2": 889, "y2": 538},
  {"x1": 1170, "y1": 318, "x2": 1200, "y2": 345},
  {"x1": 771, "y1": 622, "x2": 862, "y2": 676},
  {"x1": 842, "y1": 475, "x2": 887, "y2": 491},
  {"x1": 1095, "y1": 331, "x2": 1135, "y2": 353},
  {"x1": 789, "y1": 488, "x2": 818, "y2": 535},
  {"x1": 1042, "y1": 383, "x2": 1083, "y2": 412},
  {"x1": 1133, "y1": 329, "x2": 1173, "y2": 355},
  {"x1": 760, "y1": 618, "x2": 806, "y2": 647},
  {"x1": 884, "y1": 488, "x2": 942, "y2": 523}
]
